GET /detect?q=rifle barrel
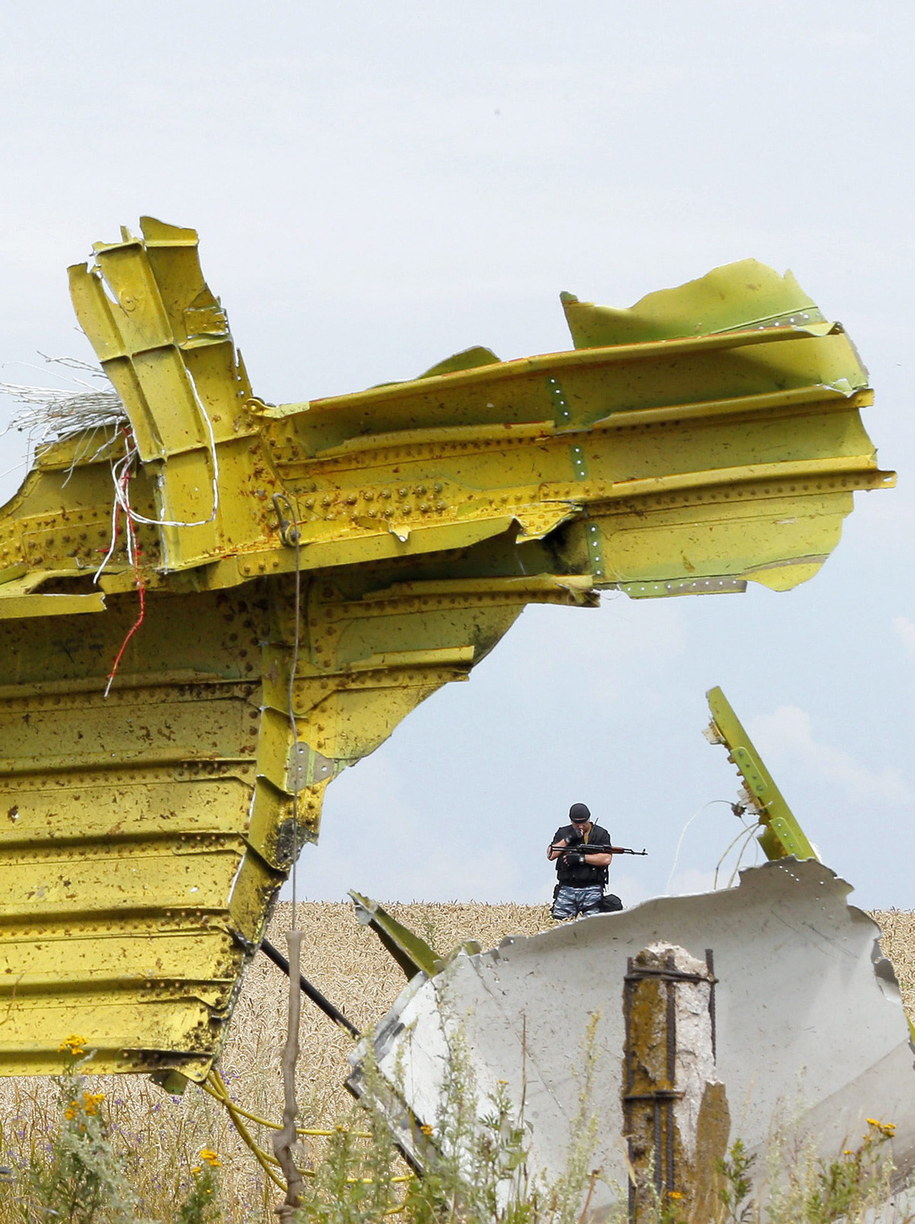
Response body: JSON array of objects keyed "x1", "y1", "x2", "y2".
[
  {"x1": 548, "y1": 843, "x2": 648, "y2": 856},
  {"x1": 559, "y1": 844, "x2": 647, "y2": 856}
]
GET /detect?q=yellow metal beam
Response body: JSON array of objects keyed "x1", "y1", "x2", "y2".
[
  {"x1": 0, "y1": 219, "x2": 891, "y2": 1080},
  {"x1": 705, "y1": 686, "x2": 818, "y2": 861}
]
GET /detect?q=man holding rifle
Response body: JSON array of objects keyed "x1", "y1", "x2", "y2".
[{"x1": 547, "y1": 802, "x2": 646, "y2": 920}]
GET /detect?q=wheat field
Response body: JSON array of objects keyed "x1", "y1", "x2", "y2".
[{"x1": 0, "y1": 902, "x2": 912, "y2": 1219}]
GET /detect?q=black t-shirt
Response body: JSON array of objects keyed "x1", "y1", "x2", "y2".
[{"x1": 552, "y1": 823, "x2": 613, "y2": 887}]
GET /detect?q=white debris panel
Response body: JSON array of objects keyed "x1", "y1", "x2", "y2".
[{"x1": 349, "y1": 859, "x2": 915, "y2": 1215}]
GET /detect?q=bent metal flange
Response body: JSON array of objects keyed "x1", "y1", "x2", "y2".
[{"x1": 0, "y1": 219, "x2": 892, "y2": 1082}]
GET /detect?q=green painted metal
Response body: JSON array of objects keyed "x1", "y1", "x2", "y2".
[
  {"x1": 706, "y1": 686, "x2": 818, "y2": 861},
  {"x1": 349, "y1": 891, "x2": 440, "y2": 980}
]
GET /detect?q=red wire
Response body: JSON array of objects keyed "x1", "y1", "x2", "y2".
[{"x1": 104, "y1": 458, "x2": 147, "y2": 695}]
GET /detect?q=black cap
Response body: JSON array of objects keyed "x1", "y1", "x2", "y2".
[{"x1": 569, "y1": 803, "x2": 591, "y2": 823}]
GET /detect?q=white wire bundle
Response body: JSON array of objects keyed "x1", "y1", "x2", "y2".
[
  {"x1": 1, "y1": 355, "x2": 220, "y2": 529},
  {"x1": 0, "y1": 356, "x2": 127, "y2": 450}
]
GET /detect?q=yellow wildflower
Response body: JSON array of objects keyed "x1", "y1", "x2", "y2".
[
  {"x1": 197, "y1": 1148, "x2": 222, "y2": 1168},
  {"x1": 667, "y1": 1190, "x2": 684, "y2": 1199},
  {"x1": 58, "y1": 1035, "x2": 87, "y2": 1057},
  {"x1": 419, "y1": 1124, "x2": 433, "y2": 1137}
]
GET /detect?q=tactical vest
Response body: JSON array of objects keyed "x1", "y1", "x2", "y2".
[{"x1": 554, "y1": 823, "x2": 612, "y2": 887}]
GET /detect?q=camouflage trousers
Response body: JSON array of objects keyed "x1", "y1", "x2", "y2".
[{"x1": 550, "y1": 884, "x2": 604, "y2": 920}]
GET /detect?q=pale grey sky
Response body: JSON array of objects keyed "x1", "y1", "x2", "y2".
[{"x1": 1, "y1": 2, "x2": 912, "y2": 908}]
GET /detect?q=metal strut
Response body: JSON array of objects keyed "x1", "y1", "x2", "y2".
[{"x1": 260, "y1": 937, "x2": 360, "y2": 1039}]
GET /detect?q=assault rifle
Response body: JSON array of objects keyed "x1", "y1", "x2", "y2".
[{"x1": 551, "y1": 830, "x2": 648, "y2": 867}]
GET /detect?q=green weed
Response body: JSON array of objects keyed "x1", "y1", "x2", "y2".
[
  {"x1": 713, "y1": 1121, "x2": 905, "y2": 1224},
  {"x1": 177, "y1": 1149, "x2": 224, "y2": 1224},
  {"x1": 0, "y1": 1039, "x2": 226, "y2": 1224},
  {"x1": 0, "y1": 1039, "x2": 909, "y2": 1223},
  {"x1": 12, "y1": 1042, "x2": 152, "y2": 1224},
  {"x1": 716, "y1": 1138, "x2": 755, "y2": 1223}
]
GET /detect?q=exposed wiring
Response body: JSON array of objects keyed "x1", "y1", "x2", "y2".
[
  {"x1": 725, "y1": 818, "x2": 764, "y2": 887},
  {"x1": 1, "y1": 356, "x2": 127, "y2": 489},
  {"x1": 61, "y1": 425, "x2": 124, "y2": 487},
  {"x1": 101, "y1": 449, "x2": 147, "y2": 698},
  {"x1": 665, "y1": 800, "x2": 741, "y2": 894},
  {"x1": 21, "y1": 355, "x2": 225, "y2": 544},
  {"x1": 1, "y1": 358, "x2": 126, "y2": 444},
  {"x1": 0, "y1": 357, "x2": 220, "y2": 527},
  {"x1": 714, "y1": 821, "x2": 761, "y2": 891},
  {"x1": 204, "y1": 1069, "x2": 286, "y2": 1191},
  {"x1": 202, "y1": 1069, "x2": 415, "y2": 1195},
  {"x1": 102, "y1": 535, "x2": 146, "y2": 697},
  {"x1": 93, "y1": 465, "x2": 126, "y2": 583},
  {"x1": 106, "y1": 400, "x2": 220, "y2": 530}
]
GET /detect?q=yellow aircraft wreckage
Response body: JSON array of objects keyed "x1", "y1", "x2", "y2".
[{"x1": 0, "y1": 218, "x2": 892, "y2": 1082}]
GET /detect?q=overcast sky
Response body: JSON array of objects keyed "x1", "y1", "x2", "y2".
[{"x1": 1, "y1": 3, "x2": 912, "y2": 912}]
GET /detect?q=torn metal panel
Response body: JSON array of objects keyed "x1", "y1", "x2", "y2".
[
  {"x1": 349, "y1": 891, "x2": 441, "y2": 980},
  {"x1": 4, "y1": 221, "x2": 893, "y2": 600},
  {"x1": 706, "y1": 685, "x2": 818, "y2": 860},
  {"x1": 560, "y1": 259, "x2": 830, "y2": 346},
  {"x1": 350, "y1": 860, "x2": 915, "y2": 1218},
  {"x1": 0, "y1": 220, "x2": 893, "y2": 1081}
]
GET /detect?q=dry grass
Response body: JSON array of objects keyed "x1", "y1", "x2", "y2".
[
  {"x1": 870, "y1": 909, "x2": 915, "y2": 1014},
  {"x1": 0, "y1": 901, "x2": 553, "y2": 1219},
  {"x1": 0, "y1": 901, "x2": 909, "y2": 1220},
  {"x1": 225, "y1": 901, "x2": 552, "y2": 1122}
]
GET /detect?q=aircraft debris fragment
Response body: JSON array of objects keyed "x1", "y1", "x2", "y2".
[
  {"x1": 0, "y1": 219, "x2": 893, "y2": 1081},
  {"x1": 349, "y1": 860, "x2": 915, "y2": 1220}
]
